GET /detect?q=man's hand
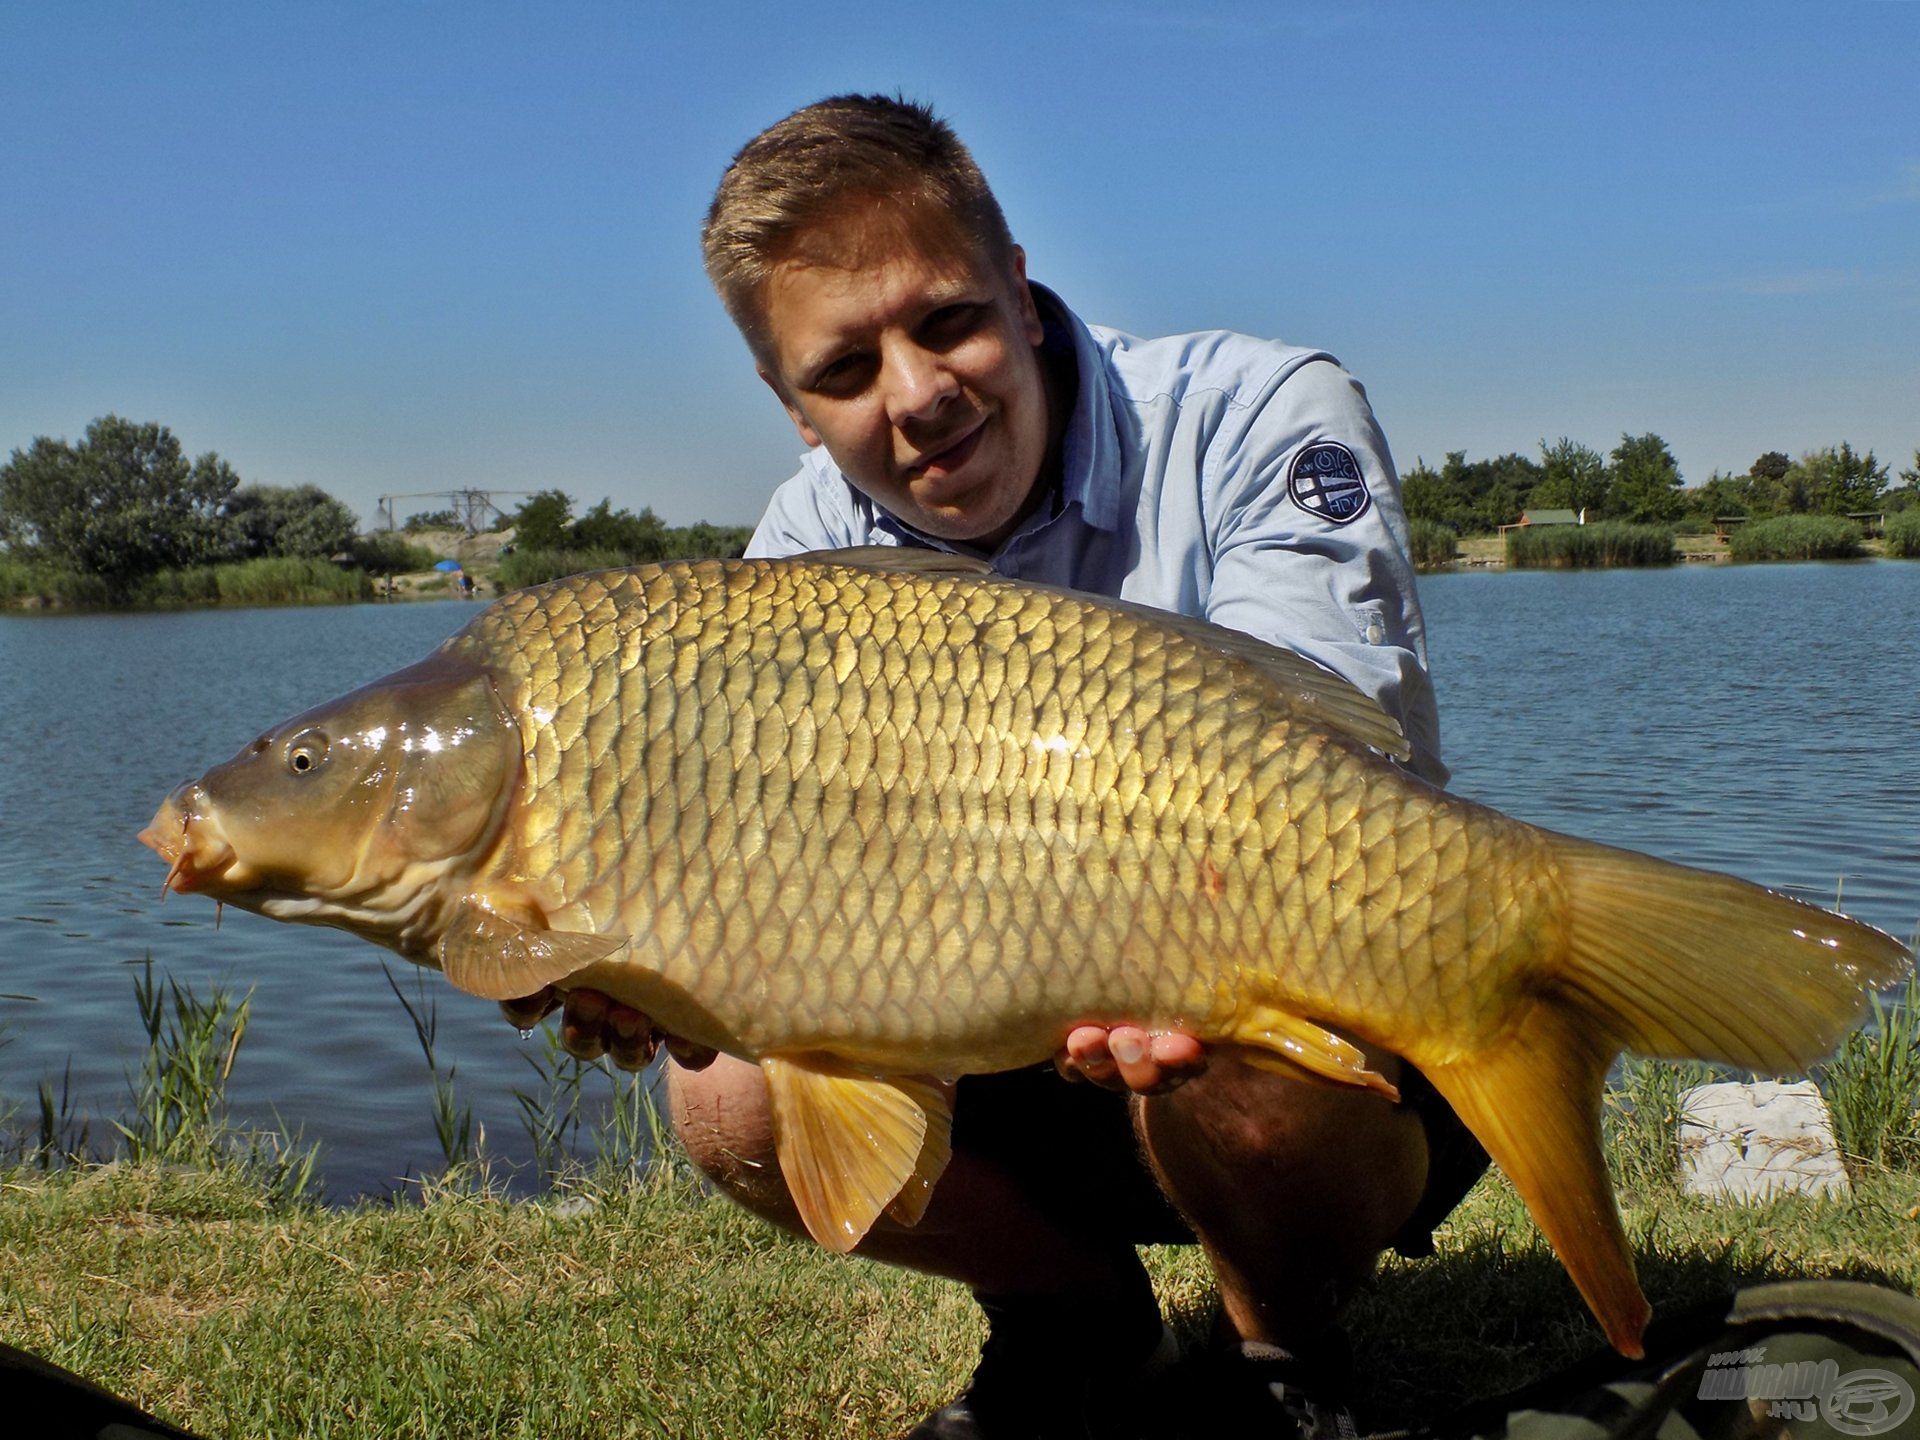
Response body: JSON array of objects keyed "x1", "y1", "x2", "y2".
[
  {"x1": 1054, "y1": 1025, "x2": 1207, "y2": 1094},
  {"x1": 498, "y1": 987, "x2": 718, "y2": 1073}
]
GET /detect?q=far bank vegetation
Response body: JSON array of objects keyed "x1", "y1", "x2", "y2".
[{"x1": 1407, "y1": 437, "x2": 1920, "y2": 569}]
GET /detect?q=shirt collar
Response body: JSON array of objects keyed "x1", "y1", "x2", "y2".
[{"x1": 1031, "y1": 282, "x2": 1122, "y2": 533}]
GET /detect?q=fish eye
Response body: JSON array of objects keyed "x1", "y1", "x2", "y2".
[{"x1": 286, "y1": 730, "x2": 329, "y2": 775}]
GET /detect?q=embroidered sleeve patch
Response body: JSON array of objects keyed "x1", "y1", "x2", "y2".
[{"x1": 1288, "y1": 442, "x2": 1372, "y2": 525}]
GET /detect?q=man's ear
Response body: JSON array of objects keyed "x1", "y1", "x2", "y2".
[
  {"x1": 1009, "y1": 246, "x2": 1043, "y2": 348},
  {"x1": 758, "y1": 365, "x2": 823, "y2": 449}
]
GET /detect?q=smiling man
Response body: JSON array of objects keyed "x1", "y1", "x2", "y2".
[{"x1": 519, "y1": 95, "x2": 1483, "y2": 1440}]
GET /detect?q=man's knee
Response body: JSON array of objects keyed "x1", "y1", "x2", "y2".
[
  {"x1": 1137, "y1": 1050, "x2": 1430, "y2": 1253},
  {"x1": 666, "y1": 1051, "x2": 798, "y2": 1223}
]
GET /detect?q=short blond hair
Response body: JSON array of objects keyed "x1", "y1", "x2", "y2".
[{"x1": 702, "y1": 94, "x2": 1016, "y2": 356}]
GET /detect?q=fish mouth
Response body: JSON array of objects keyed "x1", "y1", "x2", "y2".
[{"x1": 139, "y1": 787, "x2": 258, "y2": 897}]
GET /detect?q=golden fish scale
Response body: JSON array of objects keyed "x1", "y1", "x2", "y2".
[{"x1": 448, "y1": 559, "x2": 1558, "y2": 1073}]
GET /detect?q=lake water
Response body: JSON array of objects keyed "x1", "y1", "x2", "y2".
[{"x1": 1, "y1": 562, "x2": 1915, "y2": 1199}]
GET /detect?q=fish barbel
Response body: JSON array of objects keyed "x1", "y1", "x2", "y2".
[{"x1": 139, "y1": 549, "x2": 1910, "y2": 1356}]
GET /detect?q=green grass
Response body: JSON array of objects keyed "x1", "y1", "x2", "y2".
[
  {"x1": 1727, "y1": 514, "x2": 1866, "y2": 562},
  {"x1": 3, "y1": 1153, "x2": 1917, "y2": 1438},
  {"x1": 1407, "y1": 519, "x2": 1459, "y2": 570},
  {"x1": 1884, "y1": 510, "x2": 1920, "y2": 559},
  {"x1": 1505, "y1": 522, "x2": 1676, "y2": 569}
]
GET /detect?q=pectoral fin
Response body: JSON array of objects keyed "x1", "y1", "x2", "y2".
[
  {"x1": 761, "y1": 1056, "x2": 955, "y2": 1253},
  {"x1": 1230, "y1": 1005, "x2": 1401, "y2": 1100},
  {"x1": 1421, "y1": 1001, "x2": 1651, "y2": 1359},
  {"x1": 437, "y1": 896, "x2": 627, "y2": 1000}
]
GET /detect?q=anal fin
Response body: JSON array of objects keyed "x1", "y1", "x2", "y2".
[
  {"x1": 1231, "y1": 1005, "x2": 1401, "y2": 1101},
  {"x1": 1421, "y1": 1000, "x2": 1651, "y2": 1359},
  {"x1": 761, "y1": 1056, "x2": 955, "y2": 1253},
  {"x1": 437, "y1": 895, "x2": 627, "y2": 1000}
]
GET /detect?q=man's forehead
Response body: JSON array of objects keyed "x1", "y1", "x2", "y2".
[{"x1": 777, "y1": 194, "x2": 987, "y2": 275}]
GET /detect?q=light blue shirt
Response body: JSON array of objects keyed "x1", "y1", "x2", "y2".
[{"x1": 745, "y1": 285, "x2": 1445, "y2": 784}]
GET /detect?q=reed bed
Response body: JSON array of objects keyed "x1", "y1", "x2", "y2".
[
  {"x1": 1727, "y1": 514, "x2": 1865, "y2": 562},
  {"x1": 0, "y1": 557, "x2": 368, "y2": 609},
  {"x1": 1884, "y1": 511, "x2": 1920, "y2": 559},
  {"x1": 1407, "y1": 519, "x2": 1459, "y2": 570},
  {"x1": 1505, "y1": 522, "x2": 1675, "y2": 569}
]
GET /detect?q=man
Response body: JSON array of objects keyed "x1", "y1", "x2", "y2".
[{"x1": 508, "y1": 95, "x2": 1485, "y2": 1440}]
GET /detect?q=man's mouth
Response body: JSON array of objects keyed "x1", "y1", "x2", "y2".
[{"x1": 905, "y1": 417, "x2": 986, "y2": 483}]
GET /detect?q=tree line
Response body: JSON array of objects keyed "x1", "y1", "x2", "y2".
[
  {"x1": 1402, "y1": 434, "x2": 1920, "y2": 536},
  {"x1": 0, "y1": 417, "x2": 753, "y2": 600}
]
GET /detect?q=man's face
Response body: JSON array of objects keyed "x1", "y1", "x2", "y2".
[{"x1": 755, "y1": 220, "x2": 1051, "y2": 549}]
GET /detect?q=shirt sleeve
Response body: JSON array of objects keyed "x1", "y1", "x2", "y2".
[
  {"x1": 1203, "y1": 358, "x2": 1447, "y2": 785},
  {"x1": 743, "y1": 459, "x2": 866, "y2": 561}
]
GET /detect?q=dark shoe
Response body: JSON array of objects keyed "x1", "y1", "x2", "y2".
[
  {"x1": 1197, "y1": 1335, "x2": 1360, "y2": 1440},
  {"x1": 905, "y1": 1293, "x2": 1178, "y2": 1440}
]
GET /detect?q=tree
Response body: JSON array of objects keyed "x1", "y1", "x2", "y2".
[
  {"x1": 509, "y1": 490, "x2": 574, "y2": 551},
  {"x1": 1750, "y1": 451, "x2": 1791, "y2": 484},
  {"x1": 0, "y1": 416, "x2": 237, "y2": 588},
  {"x1": 403, "y1": 509, "x2": 461, "y2": 532},
  {"x1": 1785, "y1": 443, "x2": 1888, "y2": 517},
  {"x1": 1685, "y1": 471, "x2": 1757, "y2": 520},
  {"x1": 570, "y1": 499, "x2": 668, "y2": 559},
  {"x1": 1532, "y1": 438, "x2": 1609, "y2": 517},
  {"x1": 224, "y1": 484, "x2": 358, "y2": 559},
  {"x1": 1606, "y1": 433, "x2": 1683, "y2": 524}
]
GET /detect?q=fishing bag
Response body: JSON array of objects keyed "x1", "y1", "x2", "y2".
[{"x1": 1383, "y1": 1281, "x2": 1920, "y2": 1440}]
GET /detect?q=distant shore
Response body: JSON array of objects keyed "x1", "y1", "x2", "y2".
[{"x1": 1428, "y1": 533, "x2": 1901, "y2": 573}]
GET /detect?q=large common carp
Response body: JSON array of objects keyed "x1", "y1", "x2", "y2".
[{"x1": 140, "y1": 550, "x2": 1909, "y2": 1357}]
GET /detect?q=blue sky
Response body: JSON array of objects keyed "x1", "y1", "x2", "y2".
[{"x1": 3, "y1": 2, "x2": 1916, "y2": 528}]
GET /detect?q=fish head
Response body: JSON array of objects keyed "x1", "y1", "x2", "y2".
[{"x1": 139, "y1": 650, "x2": 521, "y2": 954}]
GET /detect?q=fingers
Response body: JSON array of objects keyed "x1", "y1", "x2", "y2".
[
  {"x1": 1055, "y1": 1025, "x2": 1208, "y2": 1095},
  {"x1": 553, "y1": 990, "x2": 651, "y2": 1072},
  {"x1": 498, "y1": 987, "x2": 561, "y2": 1030},
  {"x1": 664, "y1": 1035, "x2": 719, "y2": 1071}
]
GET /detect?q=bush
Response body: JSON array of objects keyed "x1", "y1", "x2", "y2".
[
  {"x1": 1884, "y1": 511, "x2": 1920, "y2": 559},
  {"x1": 495, "y1": 548, "x2": 633, "y2": 592},
  {"x1": 1407, "y1": 520, "x2": 1457, "y2": 570},
  {"x1": 1505, "y1": 522, "x2": 1675, "y2": 569},
  {"x1": 1727, "y1": 514, "x2": 1864, "y2": 562},
  {"x1": 349, "y1": 532, "x2": 441, "y2": 575}
]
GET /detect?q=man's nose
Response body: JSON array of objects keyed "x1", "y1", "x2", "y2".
[{"x1": 881, "y1": 338, "x2": 958, "y2": 426}]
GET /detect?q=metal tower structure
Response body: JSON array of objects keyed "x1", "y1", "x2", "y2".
[{"x1": 374, "y1": 489, "x2": 534, "y2": 534}]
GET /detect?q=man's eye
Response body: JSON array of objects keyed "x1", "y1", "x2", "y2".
[
  {"x1": 923, "y1": 305, "x2": 983, "y2": 344},
  {"x1": 812, "y1": 354, "x2": 873, "y2": 395}
]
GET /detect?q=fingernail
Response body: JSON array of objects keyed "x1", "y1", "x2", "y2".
[{"x1": 1111, "y1": 1034, "x2": 1145, "y2": 1065}]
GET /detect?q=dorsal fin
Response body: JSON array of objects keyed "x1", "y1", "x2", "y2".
[{"x1": 793, "y1": 547, "x2": 1408, "y2": 763}]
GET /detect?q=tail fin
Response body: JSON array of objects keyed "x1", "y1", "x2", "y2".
[
  {"x1": 1551, "y1": 835, "x2": 1911, "y2": 1071},
  {"x1": 1422, "y1": 835, "x2": 1911, "y2": 1359}
]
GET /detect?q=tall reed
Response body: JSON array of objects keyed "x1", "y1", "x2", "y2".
[
  {"x1": 111, "y1": 959, "x2": 317, "y2": 1200},
  {"x1": 1884, "y1": 511, "x2": 1920, "y2": 559},
  {"x1": 1727, "y1": 514, "x2": 1864, "y2": 562},
  {"x1": 1818, "y1": 971, "x2": 1920, "y2": 1174},
  {"x1": 382, "y1": 964, "x2": 480, "y2": 1181},
  {"x1": 1506, "y1": 522, "x2": 1675, "y2": 569},
  {"x1": 1407, "y1": 519, "x2": 1458, "y2": 570},
  {"x1": 1602, "y1": 1056, "x2": 1716, "y2": 1196}
]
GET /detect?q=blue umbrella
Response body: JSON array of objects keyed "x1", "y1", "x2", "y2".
[{"x1": 433, "y1": 559, "x2": 464, "y2": 572}]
